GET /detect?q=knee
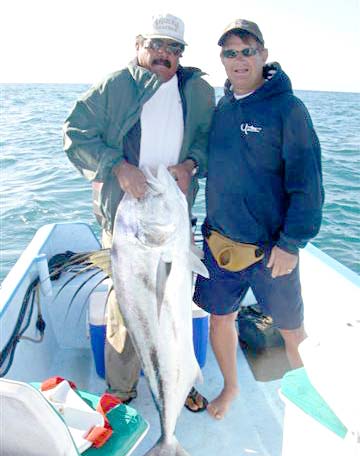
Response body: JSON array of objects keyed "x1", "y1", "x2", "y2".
[
  {"x1": 210, "y1": 313, "x2": 237, "y2": 334},
  {"x1": 279, "y1": 325, "x2": 307, "y2": 348}
]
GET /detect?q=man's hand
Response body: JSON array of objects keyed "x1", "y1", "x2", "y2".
[
  {"x1": 267, "y1": 246, "x2": 298, "y2": 278},
  {"x1": 113, "y1": 161, "x2": 147, "y2": 198},
  {"x1": 168, "y1": 159, "x2": 195, "y2": 195}
]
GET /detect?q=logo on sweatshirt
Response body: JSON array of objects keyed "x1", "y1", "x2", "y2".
[{"x1": 240, "y1": 123, "x2": 262, "y2": 135}]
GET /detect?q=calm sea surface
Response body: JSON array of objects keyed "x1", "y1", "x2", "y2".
[{"x1": 1, "y1": 84, "x2": 359, "y2": 281}]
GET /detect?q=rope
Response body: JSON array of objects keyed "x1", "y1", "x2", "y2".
[{"x1": 0, "y1": 251, "x2": 79, "y2": 377}]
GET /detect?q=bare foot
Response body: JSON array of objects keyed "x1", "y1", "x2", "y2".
[{"x1": 207, "y1": 386, "x2": 239, "y2": 420}]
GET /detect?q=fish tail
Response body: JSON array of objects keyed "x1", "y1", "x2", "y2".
[{"x1": 144, "y1": 436, "x2": 190, "y2": 456}]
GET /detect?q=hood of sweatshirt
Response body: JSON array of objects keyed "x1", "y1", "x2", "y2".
[{"x1": 223, "y1": 62, "x2": 293, "y2": 104}]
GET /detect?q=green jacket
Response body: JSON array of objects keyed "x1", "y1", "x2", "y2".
[{"x1": 63, "y1": 60, "x2": 215, "y2": 232}]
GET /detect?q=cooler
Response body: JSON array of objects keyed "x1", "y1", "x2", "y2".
[
  {"x1": 192, "y1": 302, "x2": 209, "y2": 368},
  {"x1": 88, "y1": 286, "x2": 209, "y2": 378},
  {"x1": 88, "y1": 282, "x2": 108, "y2": 378}
]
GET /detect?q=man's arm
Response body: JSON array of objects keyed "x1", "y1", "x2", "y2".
[
  {"x1": 185, "y1": 79, "x2": 216, "y2": 179},
  {"x1": 63, "y1": 80, "x2": 125, "y2": 183},
  {"x1": 169, "y1": 79, "x2": 216, "y2": 194},
  {"x1": 113, "y1": 161, "x2": 147, "y2": 199},
  {"x1": 269, "y1": 97, "x2": 324, "y2": 277},
  {"x1": 279, "y1": 97, "x2": 324, "y2": 252}
]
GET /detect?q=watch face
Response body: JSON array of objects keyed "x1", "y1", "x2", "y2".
[
  {"x1": 191, "y1": 166, "x2": 199, "y2": 176},
  {"x1": 189, "y1": 159, "x2": 198, "y2": 176}
]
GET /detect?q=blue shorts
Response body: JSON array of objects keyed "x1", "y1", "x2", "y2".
[{"x1": 193, "y1": 242, "x2": 304, "y2": 330}]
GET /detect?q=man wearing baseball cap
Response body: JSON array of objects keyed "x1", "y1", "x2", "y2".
[
  {"x1": 64, "y1": 13, "x2": 215, "y2": 411},
  {"x1": 194, "y1": 19, "x2": 324, "y2": 419}
]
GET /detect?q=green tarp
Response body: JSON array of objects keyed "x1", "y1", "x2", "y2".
[{"x1": 32, "y1": 383, "x2": 149, "y2": 456}]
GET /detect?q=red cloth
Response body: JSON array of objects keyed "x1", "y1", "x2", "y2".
[
  {"x1": 96, "y1": 392, "x2": 122, "y2": 428},
  {"x1": 40, "y1": 377, "x2": 122, "y2": 449},
  {"x1": 40, "y1": 376, "x2": 77, "y2": 391},
  {"x1": 84, "y1": 425, "x2": 113, "y2": 448}
]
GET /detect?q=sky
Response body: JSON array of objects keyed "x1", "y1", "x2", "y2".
[{"x1": 1, "y1": 0, "x2": 359, "y2": 92}]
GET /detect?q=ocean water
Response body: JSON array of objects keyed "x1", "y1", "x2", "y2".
[{"x1": 0, "y1": 84, "x2": 359, "y2": 282}]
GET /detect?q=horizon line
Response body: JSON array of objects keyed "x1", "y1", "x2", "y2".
[{"x1": 1, "y1": 82, "x2": 359, "y2": 95}]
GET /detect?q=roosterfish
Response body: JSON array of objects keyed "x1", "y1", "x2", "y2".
[{"x1": 110, "y1": 165, "x2": 209, "y2": 455}]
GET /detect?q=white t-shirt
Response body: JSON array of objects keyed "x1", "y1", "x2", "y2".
[
  {"x1": 139, "y1": 74, "x2": 184, "y2": 171},
  {"x1": 234, "y1": 91, "x2": 254, "y2": 99}
]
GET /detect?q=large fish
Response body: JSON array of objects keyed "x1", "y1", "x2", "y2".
[{"x1": 111, "y1": 165, "x2": 209, "y2": 456}]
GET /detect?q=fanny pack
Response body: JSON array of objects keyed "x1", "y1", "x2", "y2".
[{"x1": 207, "y1": 231, "x2": 264, "y2": 272}]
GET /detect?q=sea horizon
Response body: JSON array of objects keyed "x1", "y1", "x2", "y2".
[
  {"x1": 1, "y1": 84, "x2": 359, "y2": 281},
  {"x1": 1, "y1": 82, "x2": 359, "y2": 95}
]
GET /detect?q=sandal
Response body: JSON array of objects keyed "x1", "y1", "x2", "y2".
[
  {"x1": 120, "y1": 396, "x2": 134, "y2": 405},
  {"x1": 106, "y1": 389, "x2": 135, "y2": 405},
  {"x1": 184, "y1": 387, "x2": 208, "y2": 413}
]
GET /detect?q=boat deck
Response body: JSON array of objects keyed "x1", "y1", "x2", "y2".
[
  {"x1": 2, "y1": 222, "x2": 359, "y2": 456},
  {"x1": 34, "y1": 342, "x2": 285, "y2": 456}
]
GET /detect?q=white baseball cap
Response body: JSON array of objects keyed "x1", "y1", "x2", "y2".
[{"x1": 141, "y1": 13, "x2": 187, "y2": 45}]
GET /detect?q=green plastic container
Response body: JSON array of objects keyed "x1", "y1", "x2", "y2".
[{"x1": 281, "y1": 367, "x2": 347, "y2": 439}]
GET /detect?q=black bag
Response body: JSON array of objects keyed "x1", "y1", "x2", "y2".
[{"x1": 237, "y1": 305, "x2": 284, "y2": 352}]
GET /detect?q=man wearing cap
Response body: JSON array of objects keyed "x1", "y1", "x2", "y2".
[
  {"x1": 194, "y1": 19, "x2": 324, "y2": 419},
  {"x1": 64, "y1": 13, "x2": 215, "y2": 411}
]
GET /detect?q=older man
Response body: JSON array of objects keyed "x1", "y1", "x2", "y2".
[
  {"x1": 194, "y1": 19, "x2": 324, "y2": 419},
  {"x1": 64, "y1": 13, "x2": 215, "y2": 411}
]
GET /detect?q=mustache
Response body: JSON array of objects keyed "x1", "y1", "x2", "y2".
[{"x1": 152, "y1": 59, "x2": 171, "y2": 68}]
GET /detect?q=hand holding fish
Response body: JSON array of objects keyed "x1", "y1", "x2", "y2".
[
  {"x1": 113, "y1": 161, "x2": 147, "y2": 198},
  {"x1": 168, "y1": 159, "x2": 196, "y2": 195}
]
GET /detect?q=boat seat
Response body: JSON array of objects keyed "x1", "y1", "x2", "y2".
[{"x1": 0, "y1": 379, "x2": 149, "y2": 456}]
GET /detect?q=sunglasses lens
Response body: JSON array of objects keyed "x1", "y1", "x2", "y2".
[
  {"x1": 150, "y1": 39, "x2": 163, "y2": 51},
  {"x1": 168, "y1": 44, "x2": 184, "y2": 56},
  {"x1": 222, "y1": 48, "x2": 259, "y2": 58},
  {"x1": 222, "y1": 49, "x2": 238, "y2": 58},
  {"x1": 243, "y1": 48, "x2": 258, "y2": 57},
  {"x1": 146, "y1": 39, "x2": 183, "y2": 56}
]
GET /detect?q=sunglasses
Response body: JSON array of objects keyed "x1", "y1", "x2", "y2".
[
  {"x1": 222, "y1": 48, "x2": 259, "y2": 59},
  {"x1": 144, "y1": 39, "x2": 184, "y2": 57}
]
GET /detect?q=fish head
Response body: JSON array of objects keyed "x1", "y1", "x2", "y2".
[{"x1": 135, "y1": 166, "x2": 188, "y2": 248}]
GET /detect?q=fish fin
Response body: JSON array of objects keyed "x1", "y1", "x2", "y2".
[
  {"x1": 82, "y1": 249, "x2": 112, "y2": 277},
  {"x1": 50, "y1": 249, "x2": 111, "y2": 320},
  {"x1": 156, "y1": 257, "x2": 172, "y2": 318},
  {"x1": 65, "y1": 270, "x2": 104, "y2": 321},
  {"x1": 142, "y1": 166, "x2": 165, "y2": 194},
  {"x1": 190, "y1": 243, "x2": 204, "y2": 260},
  {"x1": 189, "y1": 251, "x2": 209, "y2": 278},
  {"x1": 50, "y1": 249, "x2": 112, "y2": 279},
  {"x1": 144, "y1": 437, "x2": 190, "y2": 456},
  {"x1": 160, "y1": 249, "x2": 173, "y2": 263},
  {"x1": 157, "y1": 163, "x2": 173, "y2": 185}
]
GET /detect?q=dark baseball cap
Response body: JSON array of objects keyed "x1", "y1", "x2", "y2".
[{"x1": 218, "y1": 19, "x2": 264, "y2": 46}]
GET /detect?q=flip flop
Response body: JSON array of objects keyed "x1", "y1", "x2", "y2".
[
  {"x1": 184, "y1": 387, "x2": 208, "y2": 413},
  {"x1": 106, "y1": 391, "x2": 135, "y2": 405}
]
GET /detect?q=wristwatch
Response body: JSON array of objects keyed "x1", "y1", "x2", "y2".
[{"x1": 188, "y1": 158, "x2": 199, "y2": 176}]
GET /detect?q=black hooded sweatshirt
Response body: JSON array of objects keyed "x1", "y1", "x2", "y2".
[{"x1": 204, "y1": 63, "x2": 324, "y2": 254}]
